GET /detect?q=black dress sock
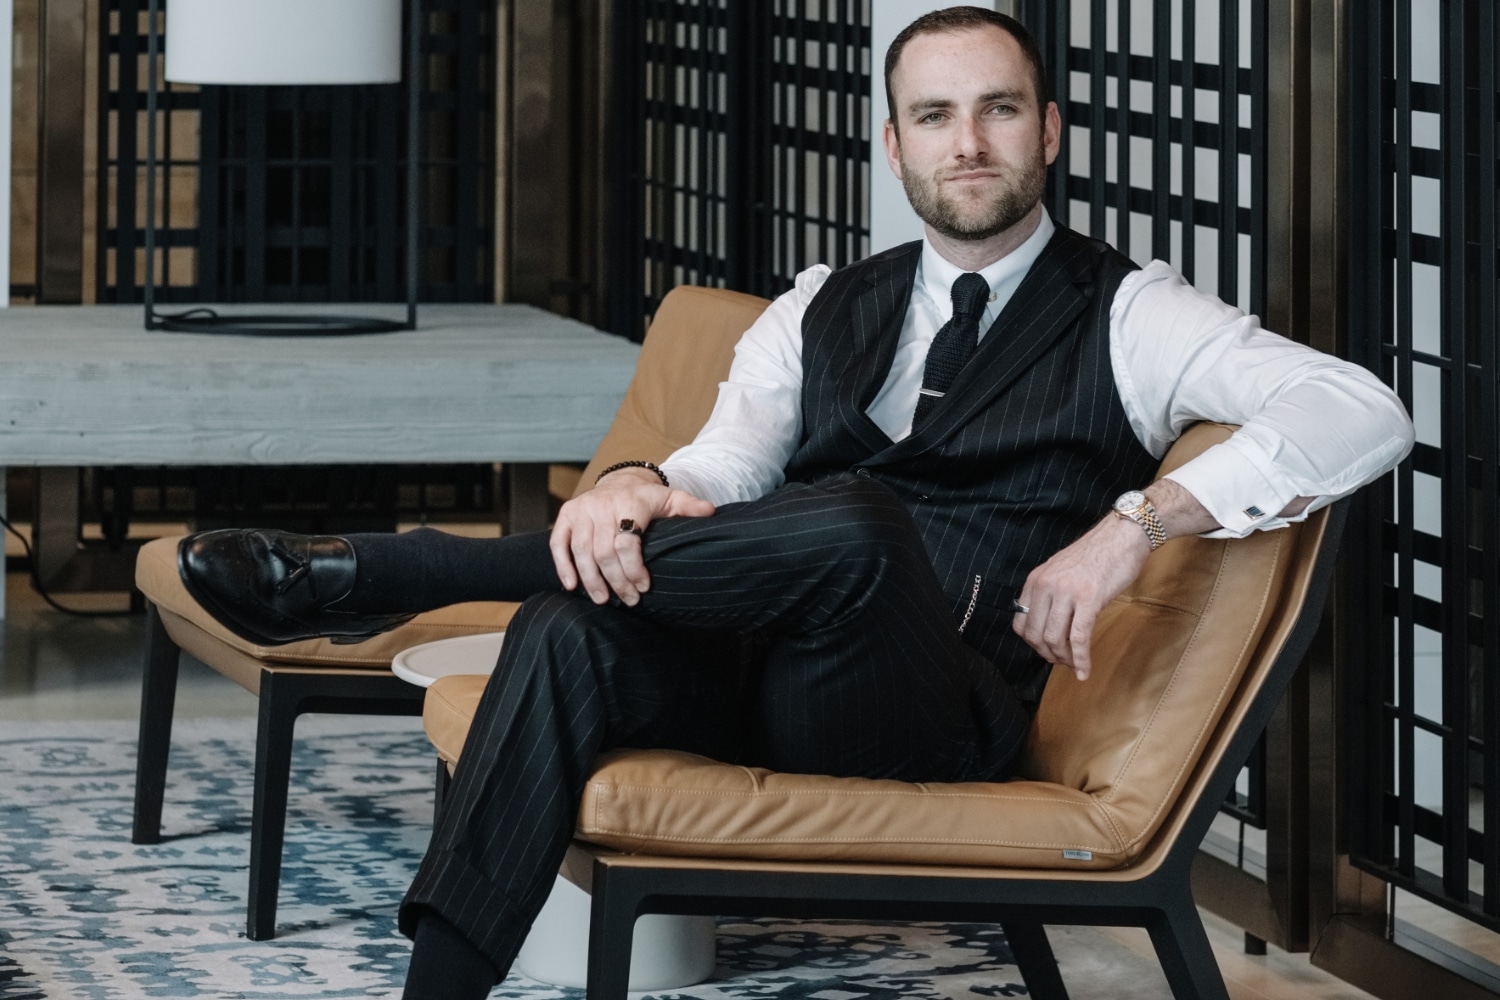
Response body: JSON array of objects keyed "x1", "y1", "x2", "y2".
[
  {"x1": 402, "y1": 911, "x2": 500, "y2": 1000},
  {"x1": 339, "y1": 527, "x2": 562, "y2": 614}
]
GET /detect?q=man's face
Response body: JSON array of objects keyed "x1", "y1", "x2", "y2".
[{"x1": 883, "y1": 26, "x2": 1061, "y2": 243}]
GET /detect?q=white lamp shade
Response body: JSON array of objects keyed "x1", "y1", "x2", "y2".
[{"x1": 165, "y1": 0, "x2": 403, "y2": 85}]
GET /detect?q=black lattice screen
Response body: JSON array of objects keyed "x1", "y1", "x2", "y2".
[
  {"x1": 1346, "y1": 0, "x2": 1500, "y2": 932},
  {"x1": 610, "y1": 0, "x2": 871, "y2": 337},
  {"x1": 1023, "y1": 0, "x2": 1270, "y2": 839},
  {"x1": 1024, "y1": 0, "x2": 1265, "y2": 313}
]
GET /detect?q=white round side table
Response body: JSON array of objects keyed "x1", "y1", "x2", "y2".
[
  {"x1": 392, "y1": 632, "x2": 718, "y2": 991},
  {"x1": 391, "y1": 631, "x2": 510, "y2": 687}
]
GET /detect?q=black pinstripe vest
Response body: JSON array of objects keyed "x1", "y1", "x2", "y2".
[{"x1": 783, "y1": 225, "x2": 1159, "y2": 703}]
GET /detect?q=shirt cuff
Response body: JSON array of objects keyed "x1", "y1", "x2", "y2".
[{"x1": 1162, "y1": 437, "x2": 1303, "y2": 538}]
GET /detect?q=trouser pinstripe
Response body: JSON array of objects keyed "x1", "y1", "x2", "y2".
[{"x1": 398, "y1": 474, "x2": 1031, "y2": 972}]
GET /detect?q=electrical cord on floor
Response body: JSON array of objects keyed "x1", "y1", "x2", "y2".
[{"x1": 0, "y1": 514, "x2": 138, "y2": 618}]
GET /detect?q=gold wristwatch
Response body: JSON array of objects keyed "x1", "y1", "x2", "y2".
[{"x1": 1112, "y1": 490, "x2": 1167, "y2": 550}]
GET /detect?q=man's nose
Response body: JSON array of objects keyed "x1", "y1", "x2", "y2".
[{"x1": 954, "y1": 115, "x2": 989, "y2": 158}]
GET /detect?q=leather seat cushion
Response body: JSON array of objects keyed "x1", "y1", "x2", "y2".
[
  {"x1": 418, "y1": 678, "x2": 1149, "y2": 871},
  {"x1": 425, "y1": 672, "x2": 1124, "y2": 868},
  {"x1": 136, "y1": 535, "x2": 518, "y2": 668}
]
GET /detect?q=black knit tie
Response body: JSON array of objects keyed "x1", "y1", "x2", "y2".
[{"x1": 913, "y1": 271, "x2": 990, "y2": 428}]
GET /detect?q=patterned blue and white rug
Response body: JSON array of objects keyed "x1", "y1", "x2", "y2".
[{"x1": 0, "y1": 716, "x2": 1155, "y2": 999}]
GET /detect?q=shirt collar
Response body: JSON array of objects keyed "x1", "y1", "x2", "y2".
[{"x1": 917, "y1": 211, "x2": 1056, "y2": 329}]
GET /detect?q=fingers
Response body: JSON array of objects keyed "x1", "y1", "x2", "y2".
[
  {"x1": 569, "y1": 520, "x2": 611, "y2": 604},
  {"x1": 562, "y1": 512, "x2": 650, "y2": 605},
  {"x1": 550, "y1": 513, "x2": 613, "y2": 603},
  {"x1": 550, "y1": 502, "x2": 646, "y2": 605},
  {"x1": 590, "y1": 525, "x2": 649, "y2": 606},
  {"x1": 550, "y1": 477, "x2": 716, "y2": 606},
  {"x1": 1068, "y1": 607, "x2": 1095, "y2": 681},
  {"x1": 1013, "y1": 581, "x2": 1095, "y2": 681},
  {"x1": 548, "y1": 520, "x2": 579, "y2": 591},
  {"x1": 1011, "y1": 514, "x2": 1155, "y2": 683}
]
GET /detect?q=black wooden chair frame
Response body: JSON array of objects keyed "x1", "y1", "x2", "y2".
[{"x1": 131, "y1": 601, "x2": 425, "y2": 940}]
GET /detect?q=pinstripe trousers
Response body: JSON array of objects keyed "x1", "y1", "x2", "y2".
[{"x1": 398, "y1": 473, "x2": 1032, "y2": 972}]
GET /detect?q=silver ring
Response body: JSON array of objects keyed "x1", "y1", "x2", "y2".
[
  {"x1": 1009, "y1": 600, "x2": 1029, "y2": 615},
  {"x1": 618, "y1": 518, "x2": 641, "y2": 536}
]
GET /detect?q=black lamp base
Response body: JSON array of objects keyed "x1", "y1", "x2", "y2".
[{"x1": 148, "y1": 309, "x2": 409, "y2": 336}]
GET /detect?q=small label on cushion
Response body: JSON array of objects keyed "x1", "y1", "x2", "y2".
[{"x1": 1062, "y1": 849, "x2": 1094, "y2": 861}]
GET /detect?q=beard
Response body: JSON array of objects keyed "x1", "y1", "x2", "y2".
[{"x1": 899, "y1": 139, "x2": 1048, "y2": 242}]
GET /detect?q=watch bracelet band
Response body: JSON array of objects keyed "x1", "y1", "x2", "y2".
[
  {"x1": 595, "y1": 459, "x2": 670, "y2": 488},
  {"x1": 1115, "y1": 501, "x2": 1167, "y2": 550}
]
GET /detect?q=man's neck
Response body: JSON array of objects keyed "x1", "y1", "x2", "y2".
[{"x1": 924, "y1": 203, "x2": 1045, "y2": 272}]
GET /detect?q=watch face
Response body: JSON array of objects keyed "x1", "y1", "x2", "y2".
[{"x1": 1114, "y1": 490, "x2": 1147, "y2": 513}]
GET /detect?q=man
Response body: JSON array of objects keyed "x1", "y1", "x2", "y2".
[{"x1": 177, "y1": 9, "x2": 1412, "y2": 997}]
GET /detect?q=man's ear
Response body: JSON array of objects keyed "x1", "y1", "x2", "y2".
[
  {"x1": 882, "y1": 118, "x2": 903, "y2": 179},
  {"x1": 1043, "y1": 101, "x2": 1062, "y2": 166}
]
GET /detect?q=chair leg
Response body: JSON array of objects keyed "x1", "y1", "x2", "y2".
[
  {"x1": 585, "y1": 869, "x2": 640, "y2": 1000},
  {"x1": 132, "y1": 603, "x2": 181, "y2": 845},
  {"x1": 1003, "y1": 920, "x2": 1070, "y2": 1000},
  {"x1": 1145, "y1": 894, "x2": 1230, "y2": 1000},
  {"x1": 247, "y1": 671, "x2": 299, "y2": 941}
]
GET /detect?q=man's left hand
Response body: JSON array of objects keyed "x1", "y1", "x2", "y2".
[
  {"x1": 1013, "y1": 475, "x2": 1317, "y2": 681},
  {"x1": 1012, "y1": 514, "x2": 1151, "y2": 682},
  {"x1": 1013, "y1": 477, "x2": 1247, "y2": 681}
]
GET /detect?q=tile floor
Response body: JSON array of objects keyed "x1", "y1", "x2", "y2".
[{"x1": 0, "y1": 568, "x2": 1387, "y2": 999}]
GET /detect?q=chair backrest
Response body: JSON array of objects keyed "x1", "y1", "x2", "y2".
[
  {"x1": 1020, "y1": 422, "x2": 1342, "y2": 869},
  {"x1": 576, "y1": 286, "x2": 771, "y2": 496}
]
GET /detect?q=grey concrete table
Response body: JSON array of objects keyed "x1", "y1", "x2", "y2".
[{"x1": 0, "y1": 303, "x2": 640, "y2": 618}]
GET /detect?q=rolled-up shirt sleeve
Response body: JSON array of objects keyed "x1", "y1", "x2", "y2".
[
  {"x1": 659, "y1": 265, "x2": 831, "y2": 506},
  {"x1": 1112, "y1": 262, "x2": 1414, "y2": 537}
]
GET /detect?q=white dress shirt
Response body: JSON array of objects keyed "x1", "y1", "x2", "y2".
[{"x1": 660, "y1": 213, "x2": 1414, "y2": 538}]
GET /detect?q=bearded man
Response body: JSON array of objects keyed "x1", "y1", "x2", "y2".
[{"x1": 176, "y1": 8, "x2": 1413, "y2": 996}]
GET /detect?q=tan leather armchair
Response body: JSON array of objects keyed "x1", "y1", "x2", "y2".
[{"x1": 419, "y1": 287, "x2": 1347, "y2": 999}]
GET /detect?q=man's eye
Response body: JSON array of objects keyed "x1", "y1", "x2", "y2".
[
  {"x1": 989, "y1": 104, "x2": 1016, "y2": 115},
  {"x1": 919, "y1": 112, "x2": 945, "y2": 124}
]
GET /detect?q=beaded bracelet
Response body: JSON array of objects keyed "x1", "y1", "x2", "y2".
[{"x1": 595, "y1": 460, "x2": 670, "y2": 488}]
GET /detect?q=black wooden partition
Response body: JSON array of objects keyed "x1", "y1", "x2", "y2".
[
  {"x1": 1336, "y1": 0, "x2": 1500, "y2": 987},
  {"x1": 608, "y1": 0, "x2": 872, "y2": 339},
  {"x1": 1025, "y1": 0, "x2": 1267, "y2": 314}
]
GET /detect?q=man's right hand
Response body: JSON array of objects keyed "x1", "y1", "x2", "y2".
[{"x1": 549, "y1": 467, "x2": 716, "y2": 605}]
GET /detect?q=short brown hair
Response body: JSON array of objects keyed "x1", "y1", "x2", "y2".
[{"x1": 883, "y1": 7, "x2": 1050, "y2": 131}]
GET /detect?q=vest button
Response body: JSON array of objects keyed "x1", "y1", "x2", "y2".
[
  {"x1": 917, "y1": 494, "x2": 929, "y2": 502},
  {"x1": 855, "y1": 468, "x2": 871, "y2": 478}
]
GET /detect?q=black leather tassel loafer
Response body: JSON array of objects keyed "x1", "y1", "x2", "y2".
[{"x1": 177, "y1": 529, "x2": 415, "y2": 646}]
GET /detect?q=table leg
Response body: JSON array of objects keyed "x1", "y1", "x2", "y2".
[
  {"x1": 34, "y1": 467, "x2": 79, "y2": 590},
  {"x1": 28, "y1": 467, "x2": 140, "y2": 596},
  {"x1": 507, "y1": 463, "x2": 552, "y2": 535}
]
